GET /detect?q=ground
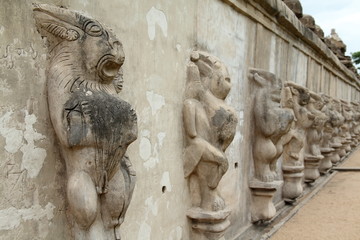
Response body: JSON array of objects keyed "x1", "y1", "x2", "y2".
[{"x1": 271, "y1": 149, "x2": 360, "y2": 240}]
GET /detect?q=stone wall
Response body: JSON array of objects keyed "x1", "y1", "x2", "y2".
[{"x1": 0, "y1": 0, "x2": 359, "y2": 240}]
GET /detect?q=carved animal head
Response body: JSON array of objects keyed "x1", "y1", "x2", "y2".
[
  {"x1": 33, "y1": 4, "x2": 124, "y2": 92},
  {"x1": 332, "y1": 99, "x2": 345, "y2": 126},
  {"x1": 341, "y1": 100, "x2": 353, "y2": 121},
  {"x1": 308, "y1": 91, "x2": 328, "y2": 128},
  {"x1": 284, "y1": 81, "x2": 310, "y2": 106},
  {"x1": 321, "y1": 94, "x2": 331, "y2": 105},
  {"x1": 282, "y1": 86, "x2": 295, "y2": 109},
  {"x1": 190, "y1": 51, "x2": 231, "y2": 100},
  {"x1": 249, "y1": 68, "x2": 282, "y2": 103},
  {"x1": 351, "y1": 102, "x2": 360, "y2": 122}
]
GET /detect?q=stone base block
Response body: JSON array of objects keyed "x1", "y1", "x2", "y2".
[
  {"x1": 249, "y1": 180, "x2": 282, "y2": 223},
  {"x1": 304, "y1": 155, "x2": 322, "y2": 182},
  {"x1": 319, "y1": 149, "x2": 334, "y2": 173},
  {"x1": 282, "y1": 165, "x2": 304, "y2": 200},
  {"x1": 187, "y1": 207, "x2": 231, "y2": 239}
]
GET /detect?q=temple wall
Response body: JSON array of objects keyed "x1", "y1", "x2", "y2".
[{"x1": 1, "y1": 0, "x2": 359, "y2": 240}]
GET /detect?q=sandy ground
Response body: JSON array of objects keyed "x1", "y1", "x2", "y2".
[{"x1": 270, "y1": 149, "x2": 360, "y2": 240}]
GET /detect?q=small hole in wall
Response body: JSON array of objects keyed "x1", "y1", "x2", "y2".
[
  {"x1": 234, "y1": 162, "x2": 238, "y2": 168},
  {"x1": 162, "y1": 186, "x2": 166, "y2": 193}
]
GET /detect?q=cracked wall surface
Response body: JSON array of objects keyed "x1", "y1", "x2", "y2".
[{"x1": 1, "y1": 0, "x2": 359, "y2": 239}]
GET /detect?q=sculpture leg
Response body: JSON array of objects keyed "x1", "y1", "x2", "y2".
[
  {"x1": 67, "y1": 171, "x2": 105, "y2": 240},
  {"x1": 197, "y1": 161, "x2": 225, "y2": 211},
  {"x1": 101, "y1": 162, "x2": 136, "y2": 240},
  {"x1": 253, "y1": 138, "x2": 276, "y2": 182},
  {"x1": 200, "y1": 144, "x2": 228, "y2": 189}
]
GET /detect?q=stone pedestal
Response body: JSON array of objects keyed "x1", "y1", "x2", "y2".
[
  {"x1": 249, "y1": 180, "x2": 282, "y2": 223},
  {"x1": 319, "y1": 147, "x2": 335, "y2": 174},
  {"x1": 304, "y1": 155, "x2": 323, "y2": 182},
  {"x1": 350, "y1": 134, "x2": 357, "y2": 148},
  {"x1": 282, "y1": 165, "x2": 304, "y2": 201},
  {"x1": 337, "y1": 140, "x2": 347, "y2": 159},
  {"x1": 344, "y1": 137, "x2": 352, "y2": 153},
  {"x1": 330, "y1": 143, "x2": 342, "y2": 164},
  {"x1": 187, "y1": 208, "x2": 231, "y2": 240}
]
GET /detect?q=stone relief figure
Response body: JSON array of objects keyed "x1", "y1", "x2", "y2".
[
  {"x1": 340, "y1": 100, "x2": 353, "y2": 153},
  {"x1": 319, "y1": 94, "x2": 336, "y2": 173},
  {"x1": 249, "y1": 69, "x2": 294, "y2": 222},
  {"x1": 325, "y1": 98, "x2": 343, "y2": 164},
  {"x1": 281, "y1": 85, "x2": 306, "y2": 201},
  {"x1": 183, "y1": 51, "x2": 238, "y2": 237},
  {"x1": 303, "y1": 91, "x2": 327, "y2": 182},
  {"x1": 332, "y1": 99, "x2": 347, "y2": 159},
  {"x1": 250, "y1": 70, "x2": 294, "y2": 182},
  {"x1": 33, "y1": 4, "x2": 137, "y2": 240},
  {"x1": 350, "y1": 102, "x2": 360, "y2": 147}
]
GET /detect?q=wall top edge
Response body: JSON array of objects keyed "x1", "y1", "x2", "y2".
[{"x1": 223, "y1": 0, "x2": 360, "y2": 89}]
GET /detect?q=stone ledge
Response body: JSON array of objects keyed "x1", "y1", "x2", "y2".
[
  {"x1": 256, "y1": 0, "x2": 360, "y2": 88},
  {"x1": 223, "y1": 0, "x2": 360, "y2": 89}
]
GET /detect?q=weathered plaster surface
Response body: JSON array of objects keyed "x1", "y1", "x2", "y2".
[
  {"x1": 1, "y1": 0, "x2": 359, "y2": 239},
  {"x1": 160, "y1": 171, "x2": 172, "y2": 192},
  {"x1": 0, "y1": 203, "x2": 55, "y2": 231},
  {"x1": 146, "y1": 6, "x2": 168, "y2": 41},
  {"x1": 0, "y1": 110, "x2": 47, "y2": 178},
  {"x1": 146, "y1": 91, "x2": 166, "y2": 116}
]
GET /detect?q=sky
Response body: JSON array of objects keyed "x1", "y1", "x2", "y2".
[{"x1": 300, "y1": 0, "x2": 360, "y2": 55}]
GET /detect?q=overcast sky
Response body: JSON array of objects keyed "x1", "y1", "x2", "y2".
[{"x1": 301, "y1": 0, "x2": 360, "y2": 55}]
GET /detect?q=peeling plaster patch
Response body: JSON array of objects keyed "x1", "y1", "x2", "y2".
[
  {"x1": 0, "y1": 25, "x2": 4, "y2": 35},
  {"x1": 81, "y1": 0, "x2": 89, "y2": 6},
  {"x1": 20, "y1": 112, "x2": 47, "y2": 178},
  {"x1": 146, "y1": 91, "x2": 165, "y2": 116},
  {"x1": 140, "y1": 130, "x2": 165, "y2": 170},
  {"x1": 169, "y1": 226, "x2": 183, "y2": 240},
  {"x1": 0, "y1": 203, "x2": 55, "y2": 231},
  {"x1": 138, "y1": 196, "x2": 161, "y2": 240},
  {"x1": 0, "y1": 80, "x2": 12, "y2": 94},
  {"x1": 144, "y1": 156, "x2": 159, "y2": 169},
  {"x1": 0, "y1": 110, "x2": 46, "y2": 178},
  {"x1": 157, "y1": 132, "x2": 166, "y2": 148},
  {"x1": 176, "y1": 43, "x2": 182, "y2": 52},
  {"x1": 235, "y1": 128, "x2": 243, "y2": 143},
  {"x1": 146, "y1": 7, "x2": 168, "y2": 40},
  {"x1": 269, "y1": 35, "x2": 276, "y2": 73},
  {"x1": 239, "y1": 110, "x2": 244, "y2": 119},
  {"x1": 139, "y1": 132, "x2": 152, "y2": 161},
  {"x1": 0, "y1": 111, "x2": 23, "y2": 154},
  {"x1": 138, "y1": 222, "x2": 151, "y2": 240},
  {"x1": 145, "y1": 196, "x2": 158, "y2": 216},
  {"x1": 239, "y1": 110, "x2": 244, "y2": 126},
  {"x1": 160, "y1": 171, "x2": 172, "y2": 192}
]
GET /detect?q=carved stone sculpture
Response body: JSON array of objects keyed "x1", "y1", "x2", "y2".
[
  {"x1": 183, "y1": 51, "x2": 237, "y2": 238},
  {"x1": 350, "y1": 102, "x2": 360, "y2": 147},
  {"x1": 340, "y1": 100, "x2": 353, "y2": 153},
  {"x1": 303, "y1": 91, "x2": 327, "y2": 182},
  {"x1": 327, "y1": 98, "x2": 343, "y2": 164},
  {"x1": 281, "y1": 82, "x2": 318, "y2": 201},
  {"x1": 33, "y1": 4, "x2": 137, "y2": 240},
  {"x1": 319, "y1": 94, "x2": 336, "y2": 174},
  {"x1": 300, "y1": 14, "x2": 316, "y2": 32},
  {"x1": 281, "y1": 83, "x2": 310, "y2": 201},
  {"x1": 332, "y1": 99, "x2": 347, "y2": 159},
  {"x1": 282, "y1": 0, "x2": 303, "y2": 18},
  {"x1": 249, "y1": 69, "x2": 294, "y2": 222},
  {"x1": 314, "y1": 25, "x2": 325, "y2": 41}
]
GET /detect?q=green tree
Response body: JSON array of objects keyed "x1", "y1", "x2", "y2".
[{"x1": 351, "y1": 51, "x2": 360, "y2": 69}]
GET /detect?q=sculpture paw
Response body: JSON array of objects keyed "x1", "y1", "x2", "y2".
[
  {"x1": 256, "y1": 172, "x2": 274, "y2": 182},
  {"x1": 80, "y1": 101, "x2": 91, "y2": 115},
  {"x1": 212, "y1": 195, "x2": 225, "y2": 211}
]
